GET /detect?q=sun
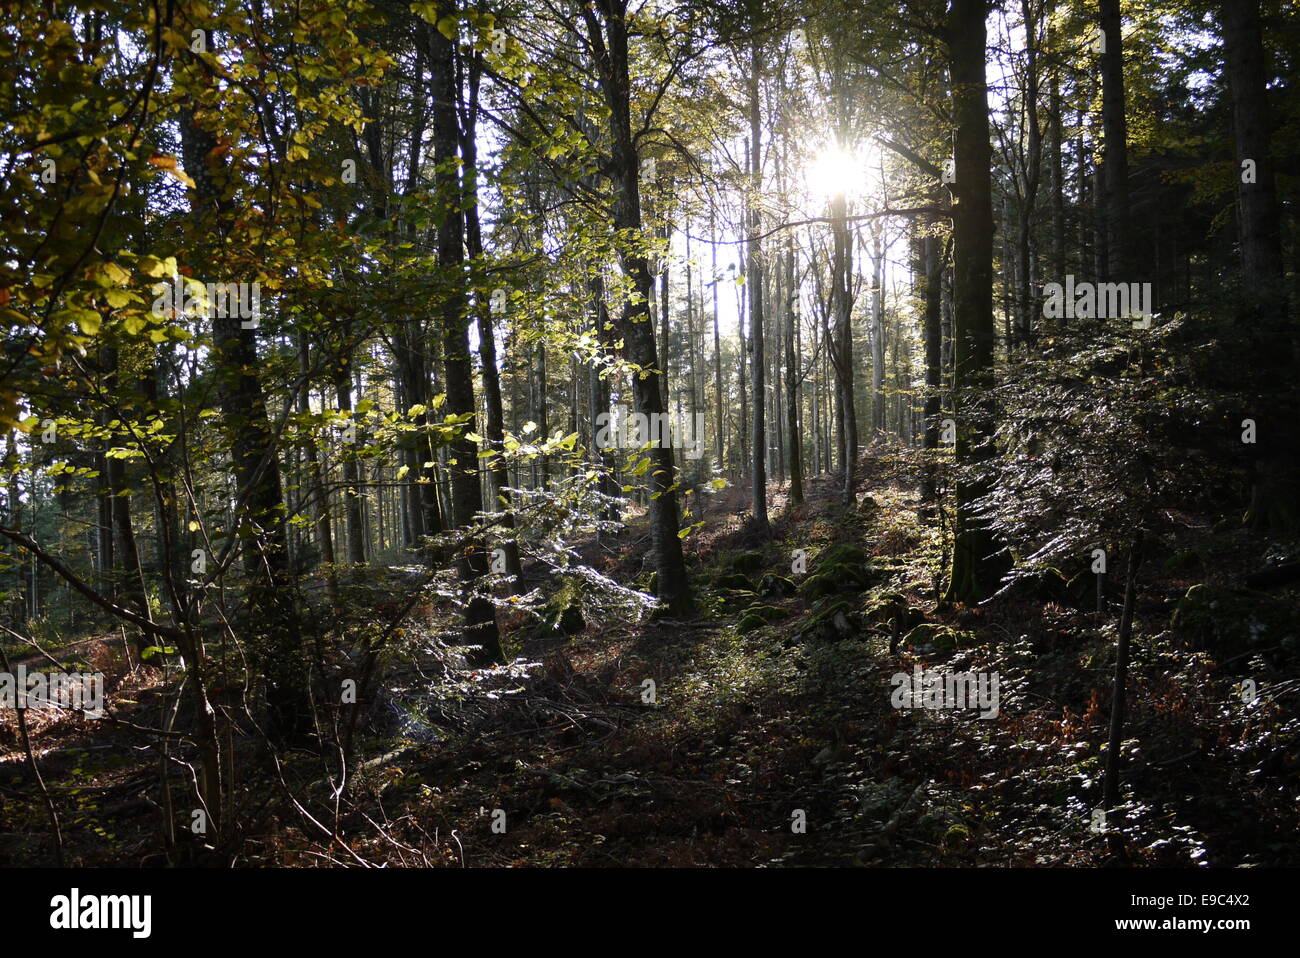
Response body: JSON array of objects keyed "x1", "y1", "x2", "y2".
[{"x1": 804, "y1": 142, "x2": 877, "y2": 205}]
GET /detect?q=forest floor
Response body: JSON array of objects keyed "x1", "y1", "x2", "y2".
[{"x1": 2, "y1": 445, "x2": 1297, "y2": 867}]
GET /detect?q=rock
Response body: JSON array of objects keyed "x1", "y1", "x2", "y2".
[
  {"x1": 1065, "y1": 569, "x2": 1098, "y2": 606},
  {"x1": 741, "y1": 603, "x2": 790, "y2": 624},
  {"x1": 1034, "y1": 567, "x2": 1071, "y2": 603},
  {"x1": 538, "y1": 588, "x2": 585, "y2": 637},
  {"x1": 1171, "y1": 583, "x2": 1295, "y2": 660},
  {"x1": 798, "y1": 543, "x2": 880, "y2": 600},
  {"x1": 715, "y1": 571, "x2": 756, "y2": 591},
  {"x1": 758, "y1": 573, "x2": 797, "y2": 598},
  {"x1": 728, "y1": 550, "x2": 766, "y2": 573},
  {"x1": 900, "y1": 623, "x2": 970, "y2": 653},
  {"x1": 864, "y1": 593, "x2": 925, "y2": 632},
  {"x1": 798, "y1": 601, "x2": 859, "y2": 642},
  {"x1": 718, "y1": 588, "x2": 759, "y2": 612},
  {"x1": 1164, "y1": 550, "x2": 1203, "y2": 573}
]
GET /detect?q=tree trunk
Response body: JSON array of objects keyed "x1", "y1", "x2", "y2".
[
  {"x1": 1103, "y1": 535, "x2": 1142, "y2": 809},
  {"x1": 461, "y1": 50, "x2": 523, "y2": 588},
  {"x1": 944, "y1": 0, "x2": 1006, "y2": 604},
  {"x1": 426, "y1": 15, "x2": 504, "y2": 665},
  {"x1": 1099, "y1": 0, "x2": 1129, "y2": 281},
  {"x1": 1220, "y1": 0, "x2": 1297, "y2": 533},
  {"x1": 581, "y1": 0, "x2": 691, "y2": 612},
  {"x1": 748, "y1": 43, "x2": 769, "y2": 532}
]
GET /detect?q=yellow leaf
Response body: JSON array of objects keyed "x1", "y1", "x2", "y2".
[{"x1": 139, "y1": 256, "x2": 168, "y2": 278}]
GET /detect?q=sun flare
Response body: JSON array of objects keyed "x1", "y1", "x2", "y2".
[{"x1": 804, "y1": 144, "x2": 875, "y2": 204}]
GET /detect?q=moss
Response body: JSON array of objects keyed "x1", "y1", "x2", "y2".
[
  {"x1": 1163, "y1": 550, "x2": 1203, "y2": 573},
  {"x1": 797, "y1": 600, "x2": 858, "y2": 642},
  {"x1": 728, "y1": 550, "x2": 766, "y2": 573},
  {"x1": 537, "y1": 583, "x2": 585, "y2": 637},
  {"x1": 900, "y1": 623, "x2": 971, "y2": 652},
  {"x1": 718, "y1": 589, "x2": 759, "y2": 612},
  {"x1": 799, "y1": 544, "x2": 880, "y2": 599},
  {"x1": 737, "y1": 613, "x2": 767, "y2": 634},
  {"x1": 741, "y1": 604, "x2": 790, "y2": 623},
  {"x1": 758, "y1": 573, "x2": 797, "y2": 598},
  {"x1": 819, "y1": 543, "x2": 868, "y2": 568},
  {"x1": 715, "y1": 571, "x2": 756, "y2": 591},
  {"x1": 1065, "y1": 569, "x2": 1098, "y2": 604},
  {"x1": 798, "y1": 573, "x2": 840, "y2": 601},
  {"x1": 1171, "y1": 584, "x2": 1294, "y2": 659},
  {"x1": 864, "y1": 593, "x2": 924, "y2": 632}
]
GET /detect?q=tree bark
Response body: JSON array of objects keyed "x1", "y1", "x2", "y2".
[
  {"x1": 426, "y1": 15, "x2": 504, "y2": 665},
  {"x1": 581, "y1": 0, "x2": 691, "y2": 612},
  {"x1": 747, "y1": 42, "x2": 769, "y2": 532},
  {"x1": 944, "y1": 0, "x2": 1006, "y2": 603}
]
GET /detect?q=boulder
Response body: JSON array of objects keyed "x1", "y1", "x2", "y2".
[
  {"x1": 900, "y1": 623, "x2": 970, "y2": 653},
  {"x1": 727, "y1": 550, "x2": 766, "y2": 573},
  {"x1": 1171, "y1": 583, "x2": 1295, "y2": 660},
  {"x1": 715, "y1": 571, "x2": 756, "y2": 591},
  {"x1": 797, "y1": 601, "x2": 860, "y2": 642},
  {"x1": 758, "y1": 573, "x2": 797, "y2": 598},
  {"x1": 798, "y1": 543, "x2": 878, "y2": 600}
]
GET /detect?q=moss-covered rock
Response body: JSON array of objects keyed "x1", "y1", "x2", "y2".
[
  {"x1": 742, "y1": 603, "x2": 790, "y2": 624},
  {"x1": 1164, "y1": 550, "x2": 1204, "y2": 574},
  {"x1": 1034, "y1": 567, "x2": 1070, "y2": 603},
  {"x1": 797, "y1": 600, "x2": 860, "y2": 642},
  {"x1": 798, "y1": 573, "x2": 840, "y2": 601},
  {"x1": 1065, "y1": 570, "x2": 1098, "y2": 606},
  {"x1": 819, "y1": 543, "x2": 868, "y2": 568},
  {"x1": 727, "y1": 550, "x2": 766, "y2": 573},
  {"x1": 798, "y1": 543, "x2": 879, "y2": 600},
  {"x1": 1171, "y1": 584, "x2": 1295, "y2": 659},
  {"x1": 716, "y1": 571, "x2": 756, "y2": 591},
  {"x1": 864, "y1": 593, "x2": 925, "y2": 633},
  {"x1": 758, "y1": 573, "x2": 797, "y2": 598},
  {"x1": 737, "y1": 613, "x2": 764, "y2": 634},
  {"x1": 900, "y1": 623, "x2": 970, "y2": 652},
  {"x1": 718, "y1": 588, "x2": 759, "y2": 612}
]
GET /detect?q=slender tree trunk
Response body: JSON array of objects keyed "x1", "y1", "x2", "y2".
[
  {"x1": 921, "y1": 231, "x2": 944, "y2": 511},
  {"x1": 711, "y1": 205, "x2": 724, "y2": 472},
  {"x1": 581, "y1": 0, "x2": 691, "y2": 611},
  {"x1": 426, "y1": 17, "x2": 503, "y2": 665},
  {"x1": 785, "y1": 233, "x2": 803, "y2": 505},
  {"x1": 461, "y1": 51, "x2": 523, "y2": 587},
  {"x1": 334, "y1": 363, "x2": 367, "y2": 565},
  {"x1": 944, "y1": 0, "x2": 1006, "y2": 603},
  {"x1": 1099, "y1": 0, "x2": 1129, "y2": 281},
  {"x1": 1103, "y1": 535, "x2": 1142, "y2": 808},
  {"x1": 747, "y1": 44, "x2": 769, "y2": 531},
  {"x1": 1221, "y1": 0, "x2": 1297, "y2": 532}
]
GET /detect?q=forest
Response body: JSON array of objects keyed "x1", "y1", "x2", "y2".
[{"x1": 0, "y1": 0, "x2": 1297, "y2": 878}]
